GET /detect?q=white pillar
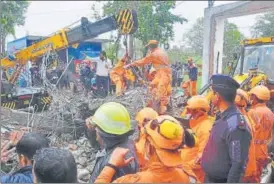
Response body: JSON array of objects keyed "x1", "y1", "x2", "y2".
[
  {"x1": 213, "y1": 17, "x2": 225, "y2": 74},
  {"x1": 202, "y1": 8, "x2": 214, "y2": 86}
]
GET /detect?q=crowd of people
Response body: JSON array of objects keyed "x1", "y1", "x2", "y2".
[
  {"x1": 1, "y1": 77, "x2": 273, "y2": 183},
  {"x1": 1, "y1": 39, "x2": 274, "y2": 183}
]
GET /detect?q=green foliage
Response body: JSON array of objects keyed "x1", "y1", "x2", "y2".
[
  {"x1": 252, "y1": 12, "x2": 274, "y2": 37},
  {"x1": 1, "y1": 1, "x2": 29, "y2": 37},
  {"x1": 101, "y1": 1, "x2": 187, "y2": 53},
  {"x1": 183, "y1": 17, "x2": 204, "y2": 56},
  {"x1": 104, "y1": 42, "x2": 119, "y2": 64}
]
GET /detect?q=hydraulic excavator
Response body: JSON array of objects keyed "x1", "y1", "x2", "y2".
[
  {"x1": 0, "y1": 9, "x2": 138, "y2": 111},
  {"x1": 231, "y1": 37, "x2": 274, "y2": 110}
]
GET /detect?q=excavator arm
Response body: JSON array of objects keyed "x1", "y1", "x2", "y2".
[{"x1": 1, "y1": 9, "x2": 138, "y2": 81}]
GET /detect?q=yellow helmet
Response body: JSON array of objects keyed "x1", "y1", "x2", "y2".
[
  {"x1": 249, "y1": 85, "x2": 270, "y2": 101},
  {"x1": 87, "y1": 102, "x2": 131, "y2": 135},
  {"x1": 186, "y1": 95, "x2": 210, "y2": 112}
]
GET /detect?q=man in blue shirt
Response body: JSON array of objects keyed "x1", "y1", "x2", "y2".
[
  {"x1": 201, "y1": 74, "x2": 252, "y2": 183},
  {"x1": 1, "y1": 133, "x2": 49, "y2": 183}
]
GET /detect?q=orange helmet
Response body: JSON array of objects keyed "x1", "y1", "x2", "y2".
[
  {"x1": 135, "y1": 107, "x2": 158, "y2": 127},
  {"x1": 144, "y1": 115, "x2": 184, "y2": 167},
  {"x1": 144, "y1": 115, "x2": 183, "y2": 150},
  {"x1": 235, "y1": 89, "x2": 249, "y2": 107},
  {"x1": 186, "y1": 95, "x2": 210, "y2": 112},
  {"x1": 145, "y1": 40, "x2": 158, "y2": 47},
  {"x1": 249, "y1": 85, "x2": 270, "y2": 101}
]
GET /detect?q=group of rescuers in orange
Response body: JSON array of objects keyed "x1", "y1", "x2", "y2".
[
  {"x1": 83, "y1": 40, "x2": 274, "y2": 183},
  {"x1": 110, "y1": 40, "x2": 197, "y2": 115}
]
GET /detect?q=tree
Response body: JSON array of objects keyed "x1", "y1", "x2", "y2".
[
  {"x1": 0, "y1": 1, "x2": 29, "y2": 54},
  {"x1": 183, "y1": 17, "x2": 204, "y2": 56},
  {"x1": 98, "y1": 1, "x2": 187, "y2": 56},
  {"x1": 252, "y1": 12, "x2": 274, "y2": 38},
  {"x1": 183, "y1": 17, "x2": 245, "y2": 68}
]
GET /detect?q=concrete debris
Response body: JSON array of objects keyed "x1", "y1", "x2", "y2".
[{"x1": 1, "y1": 87, "x2": 184, "y2": 181}]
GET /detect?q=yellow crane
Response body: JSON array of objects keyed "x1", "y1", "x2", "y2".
[{"x1": 0, "y1": 9, "x2": 138, "y2": 111}]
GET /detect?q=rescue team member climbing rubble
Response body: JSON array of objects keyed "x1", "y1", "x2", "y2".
[
  {"x1": 234, "y1": 89, "x2": 258, "y2": 183},
  {"x1": 110, "y1": 53, "x2": 134, "y2": 96},
  {"x1": 94, "y1": 115, "x2": 197, "y2": 183},
  {"x1": 1, "y1": 133, "x2": 49, "y2": 183},
  {"x1": 124, "y1": 40, "x2": 172, "y2": 115},
  {"x1": 85, "y1": 102, "x2": 139, "y2": 183},
  {"x1": 248, "y1": 85, "x2": 274, "y2": 180},
  {"x1": 180, "y1": 95, "x2": 213, "y2": 182},
  {"x1": 201, "y1": 74, "x2": 252, "y2": 183}
]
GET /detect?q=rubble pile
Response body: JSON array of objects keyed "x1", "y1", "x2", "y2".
[{"x1": 1, "y1": 87, "x2": 183, "y2": 181}]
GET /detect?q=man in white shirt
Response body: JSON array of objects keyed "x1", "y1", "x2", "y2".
[{"x1": 94, "y1": 51, "x2": 112, "y2": 97}]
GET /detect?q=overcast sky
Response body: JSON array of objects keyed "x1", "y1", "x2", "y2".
[{"x1": 8, "y1": 1, "x2": 262, "y2": 46}]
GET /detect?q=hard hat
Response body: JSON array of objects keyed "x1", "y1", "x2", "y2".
[
  {"x1": 86, "y1": 102, "x2": 131, "y2": 135},
  {"x1": 135, "y1": 107, "x2": 158, "y2": 127},
  {"x1": 144, "y1": 115, "x2": 184, "y2": 167},
  {"x1": 145, "y1": 115, "x2": 183, "y2": 150},
  {"x1": 249, "y1": 85, "x2": 270, "y2": 101},
  {"x1": 186, "y1": 95, "x2": 210, "y2": 112},
  {"x1": 235, "y1": 89, "x2": 249, "y2": 107},
  {"x1": 145, "y1": 40, "x2": 158, "y2": 47}
]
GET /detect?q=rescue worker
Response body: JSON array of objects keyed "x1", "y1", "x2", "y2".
[
  {"x1": 124, "y1": 40, "x2": 172, "y2": 115},
  {"x1": 201, "y1": 74, "x2": 252, "y2": 183},
  {"x1": 110, "y1": 53, "x2": 130, "y2": 96},
  {"x1": 94, "y1": 115, "x2": 197, "y2": 183},
  {"x1": 182, "y1": 58, "x2": 198, "y2": 97},
  {"x1": 135, "y1": 107, "x2": 158, "y2": 171},
  {"x1": 234, "y1": 89, "x2": 258, "y2": 183},
  {"x1": 248, "y1": 85, "x2": 274, "y2": 180},
  {"x1": 180, "y1": 95, "x2": 213, "y2": 182},
  {"x1": 85, "y1": 102, "x2": 139, "y2": 183}
]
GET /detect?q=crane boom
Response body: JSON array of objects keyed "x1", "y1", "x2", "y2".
[{"x1": 1, "y1": 9, "x2": 138, "y2": 69}]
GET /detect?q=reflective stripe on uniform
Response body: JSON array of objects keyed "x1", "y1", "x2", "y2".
[{"x1": 254, "y1": 140, "x2": 269, "y2": 144}]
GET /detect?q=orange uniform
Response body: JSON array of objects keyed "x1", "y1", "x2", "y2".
[
  {"x1": 110, "y1": 60, "x2": 126, "y2": 96},
  {"x1": 135, "y1": 108, "x2": 158, "y2": 171},
  {"x1": 180, "y1": 96, "x2": 213, "y2": 182},
  {"x1": 248, "y1": 103, "x2": 274, "y2": 179},
  {"x1": 235, "y1": 89, "x2": 258, "y2": 182},
  {"x1": 181, "y1": 115, "x2": 213, "y2": 182},
  {"x1": 95, "y1": 115, "x2": 197, "y2": 183},
  {"x1": 130, "y1": 47, "x2": 172, "y2": 114}
]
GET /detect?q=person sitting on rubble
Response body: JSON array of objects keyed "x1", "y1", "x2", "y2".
[
  {"x1": 180, "y1": 95, "x2": 213, "y2": 183},
  {"x1": 32, "y1": 147, "x2": 77, "y2": 183},
  {"x1": 94, "y1": 115, "x2": 197, "y2": 183},
  {"x1": 85, "y1": 102, "x2": 139, "y2": 183},
  {"x1": 1, "y1": 133, "x2": 49, "y2": 183}
]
